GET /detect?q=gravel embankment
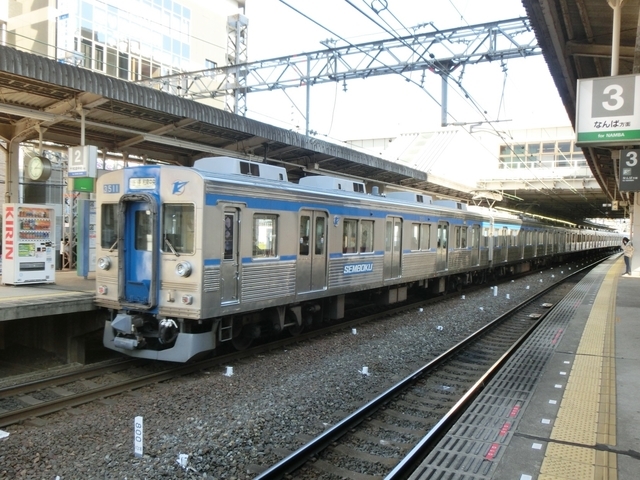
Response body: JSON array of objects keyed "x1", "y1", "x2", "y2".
[{"x1": 0, "y1": 267, "x2": 571, "y2": 479}]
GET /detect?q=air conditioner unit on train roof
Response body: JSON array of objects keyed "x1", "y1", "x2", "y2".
[{"x1": 193, "y1": 156, "x2": 288, "y2": 181}]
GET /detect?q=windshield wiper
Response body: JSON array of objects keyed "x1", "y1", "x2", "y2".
[
  {"x1": 109, "y1": 238, "x2": 118, "y2": 252},
  {"x1": 164, "y1": 237, "x2": 180, "y2": 257}
]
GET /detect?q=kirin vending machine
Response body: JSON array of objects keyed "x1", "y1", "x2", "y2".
[{"x1": 2, "y1": 204, "x2": 56, "y2": 285}]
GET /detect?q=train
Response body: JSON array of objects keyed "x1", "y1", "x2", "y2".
[{"x1": 95, "y1": 156, "x2": 621, "y2": 362}]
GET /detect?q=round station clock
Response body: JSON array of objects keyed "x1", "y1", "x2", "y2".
[{"x1": 26, "y1": 155, "x2": 52, "y2": 181}]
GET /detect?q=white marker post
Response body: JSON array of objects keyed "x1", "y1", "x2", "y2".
[{"x1": 134, "y1": 416, "x2": 144, "y2": 458}]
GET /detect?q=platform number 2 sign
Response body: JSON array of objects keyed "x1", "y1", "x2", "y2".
[{"x1": 68, "y1": 146, "x2": 88, "y2": 176}]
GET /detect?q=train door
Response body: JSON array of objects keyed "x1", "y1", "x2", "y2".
[
  {"x1": 384, "y1": 217, "x2": 402, "y2": 279},
  {"x1": 221, "y1": 209, "x2": 240, "y2": 304},
  {"x1": 121, "y1": 194, "x2": 158, "y2": 308},
  {"x1": 298, "y1": 210, "x2": 327, "y2": 293},
  {"x1": 470, "y1": 224, "x2": 480, "y2": 266},
  {"x1": 436, "y1": 222, "x2": 449, "y2": 271}
]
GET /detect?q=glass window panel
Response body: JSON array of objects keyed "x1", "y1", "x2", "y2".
[
  {"x1": 224, "y1": 214, "x2": 233, "y2": 260},
  {"x1": 315, "y1": 217, "x2": 325, "y2": 255},
  {"x1": 80, "y1": 39, "x2": 92, "y2": 68},
  {"x1": 81, "y1": 24, "x2": 92, "y2": 39},
  {"x1": 420, "y1": 224, "x2": 430, "y2": 250},
  {"x1": 343, "y1": 219, "x2": 358, "y2": 254},
  {"x1": 513, "y1": 144, "x2": 525, "y2": 155},
  {"x1": 95, "y1": 45, "x2": 104, "y2": 71},
  {"x1": 393, "y1": 220, "x2": 402, "y2": 252},
  {"x1": 101, "y1": 204, "x2": 118, "y2": 249},
  {"x1": 135, "y1": 210, "x2": 152, "y2": 251},
  {"x1": 411, "y1": 223, "x2": 420, "y2": 250},
  {"x1": 385, "y1": 221, "x2": 392, "y2": 253},
  {"x1": 360, "y1": 220, "x2": 373, "y2": 253},
  {"x1": 106, "y1": 48, "x2": 117, "y2": 76},
  {"x1": 461, "y1": 227, "x2": 467, "y2": 248},
  {"x1": 542, "y1": 142, "x2": 555, "y2": 153},
  {"x1": 81, "y1": 1, "x2": 93, "y2": 20},
  {"x1": 162, "y1": 204, "x2": 194, "y2": 254},
  {"x1": 455, "y1": 226, "x2": 461, "y2": 248},
  {"x1": 253, "y1": 214, "x2": 277, "y2": 258},
  {"x1": 299, "y1": 216, "x2": 310, "y2": 256}
]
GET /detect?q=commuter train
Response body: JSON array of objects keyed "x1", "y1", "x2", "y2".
[{"x1": 96, "y1": 157, "x2": 621, "y2": 361}]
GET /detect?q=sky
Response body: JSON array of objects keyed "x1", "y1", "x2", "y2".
[{"x1": 241, "y1": 0, "x2": 572, "y2": 142}]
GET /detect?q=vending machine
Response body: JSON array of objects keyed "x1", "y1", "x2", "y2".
[{"x1": 2, "y1": 204, "x2": 56, "y2": 285}]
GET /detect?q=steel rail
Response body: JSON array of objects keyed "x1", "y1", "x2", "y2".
[
  {"x1": 0, "y1": 359, "x2": 141, "y2": 399},
  {"x1": 254, "y1": 255, "x2": 606, "y2": 479}
]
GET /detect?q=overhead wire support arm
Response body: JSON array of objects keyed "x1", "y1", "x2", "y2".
[{"x1": 137, "y1": 17, "x2": 540, "y2": 102}]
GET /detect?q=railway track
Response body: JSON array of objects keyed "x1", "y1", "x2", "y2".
[
  {"x1": 253, "y1": 261, "x2": 595, "y2": 479},
  {"x1": 0, "y1": 257, "x2": 600, "y2": 434}
]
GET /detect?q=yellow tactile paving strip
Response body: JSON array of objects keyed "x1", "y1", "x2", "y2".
[{"x1": 539, "y1": 261, "x2": 619, "y2": 480}]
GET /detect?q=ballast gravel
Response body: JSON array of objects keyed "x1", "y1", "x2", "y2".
[{"x1": 0, "y1": 267, "x2": 575, "y2": 479}]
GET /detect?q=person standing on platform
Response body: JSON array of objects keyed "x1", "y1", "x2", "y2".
[{"x1": 622, "y1": 237, "x2": 634, "y2": 276}]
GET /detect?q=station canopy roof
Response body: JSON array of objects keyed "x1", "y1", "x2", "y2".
[{"x1": 1, "y1": 0, "x2": 637, "y2": 228}]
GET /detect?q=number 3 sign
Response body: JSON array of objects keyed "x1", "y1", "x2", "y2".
[
  {"x1": 619, "y1": 149, "x2": 640, "y2": 192},
  {"x1": 576, "y1": 73, "x2": 640, "y2": 146}
]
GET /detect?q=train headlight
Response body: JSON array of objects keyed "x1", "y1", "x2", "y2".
[
  {"x1": 98, "y1": 256, "x2": 111, "y2": 270},
  {"x1": 175, "y1": 261, "x2": 192, "y2": 277}
]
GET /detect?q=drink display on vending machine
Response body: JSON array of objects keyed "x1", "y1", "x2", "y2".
[{"x1": 2, "y1": 203, "x2": 56, "y2": 285}]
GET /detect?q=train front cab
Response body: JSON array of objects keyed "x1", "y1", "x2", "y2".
[{"x1": 97, "y1": 167, "x2": 216, "y2": 362}]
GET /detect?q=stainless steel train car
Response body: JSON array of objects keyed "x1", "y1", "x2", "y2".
[{"x1": 96, "y1": 157, "x2": 621, "y2": 361}]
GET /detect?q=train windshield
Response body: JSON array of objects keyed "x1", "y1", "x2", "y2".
[
  {"x1": 101, "y1": 204, "x2": 119, "y2": 249},
  {"x1": 162, "y1": 204, "x2": 195, "y2": 254}
]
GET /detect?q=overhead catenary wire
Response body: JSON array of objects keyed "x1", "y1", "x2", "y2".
[{"x1": 344, "y1": 0, "x2": 606, "y2": 217}]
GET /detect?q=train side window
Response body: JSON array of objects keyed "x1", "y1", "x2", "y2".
[
  {"x1": 101, "y1": 204, "x2": 119, "y2": 249},
  {"x1": 253, "y1": 214, "x2": 278, "y2": 258},
  {"x1": 411, "y1": 223, "x2": 420, "y2": 251},
  {"x1": 420, "y1": 224, "x2": 430, "y2": 250},
  {"x1": 469, "y1": 226, "x2": 476, "y2": 247},
  {"x1": 299, "y1": 216, "x2": 310, "y2": 256},
  {"x1": 162, "y1": 204, "x2": 194, "y2": 254},
  {"x1": 483, "y1": 227, "x2": 490, "y2": 247},
  {"x1": 343, "y1": 219, "x2": 358, "y2": 253},
  {"x1": 454, "y1": 226, "x2": 461, "y2": 248},
  {"x1": 461, "y1": 227, "x2": 467, "y2": 248},
  {"x1": 360, "y1": 220, "x2": 374, "y2": 253}
]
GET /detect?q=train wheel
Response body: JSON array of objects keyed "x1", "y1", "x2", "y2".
[
  {"x1": 287, "y1": 323, "x2": 304, "y2": 337},
  {"x1": 231, "y1": 323, "x2": 256, "y2": 351},
  {"x1": 232, "y1": 332, "x2": 253, "y2": 351}
]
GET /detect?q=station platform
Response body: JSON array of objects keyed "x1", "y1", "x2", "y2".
[
  {"x1": 0, "y1": 271, "x2": 96, "y2": 322},
  {"x1": 411, "y1": 254, "x2": 640, "y2": 480}
]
